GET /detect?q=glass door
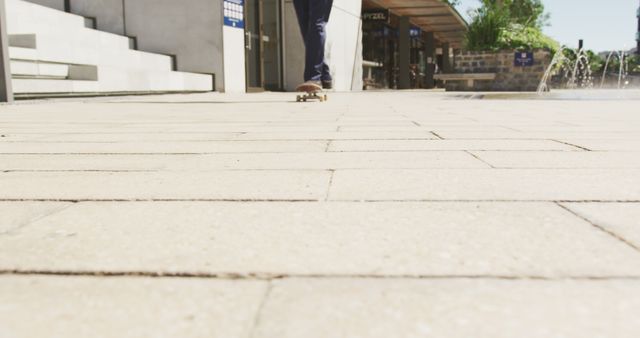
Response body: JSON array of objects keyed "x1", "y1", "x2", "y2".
[
  {"x1": 245, "y1": 0, "x2": 264, "y2": 91},
  {"x1": 245, "y1": 0, "x2": 282, "y2": 91}
]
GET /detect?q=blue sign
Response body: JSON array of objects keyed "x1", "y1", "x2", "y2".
[
  {"x1": 409, "y1": 27, "x2": 421, "y2": 38},
  {"x1": 514, "y1": 52, "x2": 534, "y2": 66},
  {"x1": 223, "y1": 0, "x2": 244, "y2": 29}
]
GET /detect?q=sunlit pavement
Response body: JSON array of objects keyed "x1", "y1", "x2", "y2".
[{"x1": 1, "y1": 90, "x2": 639, "y2": 337}]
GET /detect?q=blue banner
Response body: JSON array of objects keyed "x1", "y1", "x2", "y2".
[
  {"x1": 223, "y1": 0, "x2": 244, "y2": 29},
  {"x1": 514, "y1": 52, "x2": 534, "y2": 67}
]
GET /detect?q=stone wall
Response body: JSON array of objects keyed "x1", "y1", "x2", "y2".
[{"x1": 447, "y1": 50, "x2": 551, "y2": 91}]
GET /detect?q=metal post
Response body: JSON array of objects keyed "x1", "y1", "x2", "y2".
[
  {"x1": 424, "y1": 32, "x2": 435, "y2": 89},
  {"x1": 398, "y1": 16, "x2": 410, "y2": 89},
  {"x1": 578, "y1": 39, "x2": 584, "y2": 50},
  {"x1": 442, "y1": 42, "x2": 451, "y2": 73},
  {"x1": 0, "y1": 0, "x2": 13, "y2": 103}
]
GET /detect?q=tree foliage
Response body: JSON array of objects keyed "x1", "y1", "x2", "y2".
[
  {"x1": 465, "y1": 0, "x2": 557, "y2": 52},
  {"x1": 443, "y1": 0, "x2": 461, "y2": 8}
]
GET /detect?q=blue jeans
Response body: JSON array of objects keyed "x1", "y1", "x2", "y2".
[{"x1": 292, "y1": 0, "x2": 333, "y2": 83}]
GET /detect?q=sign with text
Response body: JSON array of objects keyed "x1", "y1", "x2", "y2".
[
  {"x1": 514, "y1": 52, "x2": 534, "y2": 66},
  {"x1": 223, "y1": 0, "x2": 244, "y2": 29},
  {"x1": 363, "y1": 9, "x2": 389, "y2": 23}
]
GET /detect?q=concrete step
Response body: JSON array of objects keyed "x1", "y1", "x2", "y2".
[
  {"x1": 12, "y1": 69, "x2": 213, "y2": 94},
  {"x1": 8, "y1": 47, "x2": 37, "y2": 60},
  {"x1": 8, "y1": 31, "x2": 130, "y2": 58},
  {"x1": 10, "y1": 60, "x2": 70, "y2": 78},
  {"x1": 8, "y1": 35, "x2": 174, "y2": 72},
  {"x1": 12, "y1": 78, "x2": 99, "y2": 94},
  {"x1": 8, "y1": 34, "x2": 36, "y2": 49},
  {"x1": 7, "y1": 0, "x2": 213, "y2": 95},
  {"x1": 10, "y1": 59, "x2": 99, "y2": 81}
]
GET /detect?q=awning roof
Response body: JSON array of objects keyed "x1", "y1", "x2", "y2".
[{"x1": 363, "y1": 0, "x2": 468, "y2": 48}]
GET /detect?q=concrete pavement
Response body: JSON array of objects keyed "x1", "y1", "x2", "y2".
[{"x1": 1, "y1": 90, "x2": 639, "y2": 337}]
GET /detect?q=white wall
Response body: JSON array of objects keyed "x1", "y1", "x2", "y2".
[
  {"x1": 283, "y1": 0, "x2": 362, "y2": 92},
  {"x1": 70, "y1": 0, "x2": 125, "y2": 35},
  {"x1": 124, "y1": 0, "x2": 224, "y2": 91},
  {"x1": 222, "y1": 26, "x2": 246, "y2": 93}
]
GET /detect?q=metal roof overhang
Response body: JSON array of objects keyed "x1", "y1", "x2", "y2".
[{"x1": 363, "y1": 0, "x2": 468, "y2": 48}]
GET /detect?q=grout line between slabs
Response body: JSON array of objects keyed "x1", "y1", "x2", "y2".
[
  {"x1": 0, "y1": 150, "x2": 600, "y2": 155},
  {"x1": 430, "y1": 131, "x2": 445, "y2": 140},
  {"x1": 0, "y1": 199, "x2": 638, "y2": 203},
  {"x1": 0, "y1": 203, "x2": 74, "y2": 236},
  {"x1": 248, "y1": 281, "x2": 274, "y2": 338},
  {"x1": 555, "y1": 202, "x2": 640, "y2": 253},
  {"x1": 324, "y1": 170, "x2": 336, "y2": 201},
  {"x1": 324, "y1": 140, "x2": 332, "y2": 152},
  {"x1": 464, "y1": 151, "x2": 495, "y2": 168},
  {"x1": 550, "y1": 139, "x2": 592, "y2": 151},
  {"x1": 1, "y1": 270, "x2": 639, "y2": 281}
]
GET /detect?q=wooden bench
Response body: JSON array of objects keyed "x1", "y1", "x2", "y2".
[{"x1": 434, "y1": 73, "x2": 496, "y2": 87}]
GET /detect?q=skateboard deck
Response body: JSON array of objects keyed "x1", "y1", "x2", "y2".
[{"x1": 295, "y1": 83, "x2": 328, "y2": 102}]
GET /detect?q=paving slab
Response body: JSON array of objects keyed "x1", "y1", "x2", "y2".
[
  {"x1": 436, "y1": 131, "x2": 640, "y2": 140},
  {"x1": 31, "y1": 133, "x2": 244, "y2": 142},
  {"x1": 0, "y1": 171, "x2": 330, "y2": 200},
  {"x1": 0, "y1": 141, "x2": 329, "y2": 154},
  {"x1": 2, "y1": 90, "x2": 640, "y2": 334},
  {"x1": 236, "y1": 131, "x2": 437, "y2": 141},
  {"x1": 0, "y1": 154, "x2": 173, "y2": 171},
  {"x1": 328, "y1": 139, "x2": 576, "y2": 152},
  {"x1": 0, "y1": 202, "x2": 70, "y2": 233},
  {"x1": 164, "y1": 125, "x2": 339, "y2": 132},
  {"x1": 165, "y1": 152, "x2": 487, "y2": 170},
  {"x1": 0, "y1": 275, "x2": 267, "y2": 338},
  {"x1": 0, "y1": 134, "x2": 44, "y2": 141},
  {"x1": 561, "y1": 203, "x2": 640, "y2": 248},
  {"x1": 554, "y1": 139, "x2": 640, "y2": 151},
  {"x1": 1, "y1": 202, "x2": 639, "y2": 277},
  {"x1": 0, "y1": 152, "x2": 486, "y2": 171},
  {"x1": 329, "y1": 169, "x2": 640, "y2": 201},
  {"x1": 336, "y1": 125, "x2": 515, "y2": 132},
  {"x1": 253, "y1": 278, "x2": 640, "y2": 338},
  {"x1": 471, "y1": 151, "x2": 640, "y2": 168}
]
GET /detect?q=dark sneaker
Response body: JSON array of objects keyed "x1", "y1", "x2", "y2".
[{"x1": 322, "y1": 80, "x2": 333, "y2": 90}]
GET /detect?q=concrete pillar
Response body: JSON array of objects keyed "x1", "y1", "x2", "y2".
[
  {"x1": 442, "y1": 42, "x2": 451, "y2": 73},
  {"x1": 424, "y1": 32, "x2": 435, "y2": 89},
  {"x1": 398, "y1": 16, "x2": 410, "y2": 89},
  {"x1": 0, "y1": 0, "x2": 13, "y2": 103}
]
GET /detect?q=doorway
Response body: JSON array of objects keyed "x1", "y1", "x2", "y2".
[{"x1": 245, "y1": 0, "x2": 283, "y2": 91}]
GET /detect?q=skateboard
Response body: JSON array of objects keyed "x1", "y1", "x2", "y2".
[{"x1": 295, "y1": 83, "x2": 328, "y2": 102}]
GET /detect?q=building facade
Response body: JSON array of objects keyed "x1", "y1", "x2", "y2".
[{"x1": 1, "y1": 0, "x2": 465, "y2": 98}]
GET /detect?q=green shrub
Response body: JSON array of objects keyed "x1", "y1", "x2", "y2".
[
  {"x1": 465, "y1": 0, "x2": 558, "y2": 52},
  {"x1": 465, "y1": 6, "x2": 510, "y2": 51},
  {"x1": 497, "y1": 25, "x2": 559, "y2": 52}
]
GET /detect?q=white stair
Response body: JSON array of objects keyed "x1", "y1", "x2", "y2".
[
  {"x1": 6, "y1": 0, "x2": 214, "y2": 97},
  {"x1": 11, "y1": 60, "x2": 70, "y2": 79}
]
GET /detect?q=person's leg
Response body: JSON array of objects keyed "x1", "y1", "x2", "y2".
[
  {"x1": 321, "y1": 0, "x2": 333, "y2": 86},
  {"x1": 292, "y1": 0, "x2": 311, "y2": 81},
  {"x1": 305, "y1": 0, "x2": 332, "y2": 83}
]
